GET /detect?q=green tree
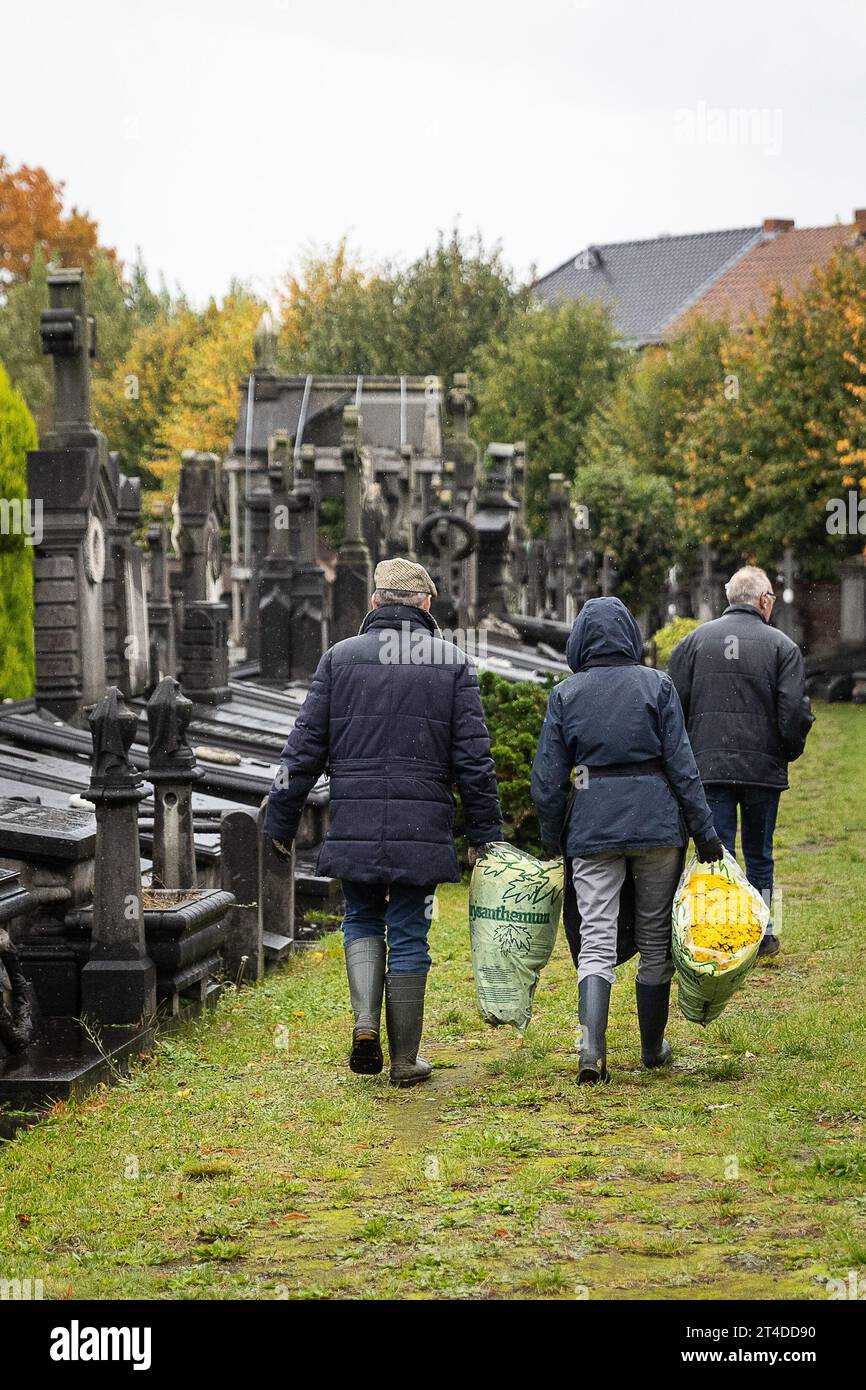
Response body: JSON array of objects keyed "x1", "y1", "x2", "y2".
[
  {"x1": 472, "y1": 298, "x2": 623, "y2": 530},
  {"x1": 573, "y1": 456, "x2": 677, "y2": 611},
  {"x1": 672, "y1": 251, "x2": 866, "y2": 577},
  {"x1": 0, "y1": 361, "x2": 36, "y2": 698},
  {"x1": 398, "y1": 229, "x2": 526, "y2": 383}
]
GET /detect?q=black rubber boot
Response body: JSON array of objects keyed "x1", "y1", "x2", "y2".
[
  {"x1": 345, "y1": 938, "x2": 385, "y2": 1074},
  {"x1": 385, "y1": 973, "x2": 432, "y2": 1088},
  {"x1": 635, "y1": 980, "x2": 672, "y2": 1068},
  {"x1": 578, "y1": 975, "x2": 611, "y2": 1084}
]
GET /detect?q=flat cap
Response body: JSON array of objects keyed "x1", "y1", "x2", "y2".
[{"x1": 374, "y1": 557, "x2": 437, "y2": 598}]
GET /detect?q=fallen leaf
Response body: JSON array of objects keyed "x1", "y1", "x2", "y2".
[
  {"x1": 15, "y1": 1213, "x2": 31, "y2": 1226},
  {"x1": 282, "y1": 1212, "x2": 310, "y2": 1221}
]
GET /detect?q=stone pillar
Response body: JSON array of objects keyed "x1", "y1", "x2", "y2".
[
  {"x1": 446, "y1": 372, "x2": 479, "y2": 508},
  {"x1": 80, "y1": 688, "x2": 156, "y2": 1027},
  {"x1": 220, "y1": 808, "x2": 264, "y2": 982},
  {"x1": 28, "y1": 269, "x2": 112, "y2": 725},
  {"x1": 546, "y1": 473, "x2": 572, "y2": 619},
  {"x1": 332, "y1": 406, "x2": 373, "y2": 643},
  {"x1": 474, "y1": 445, "x2": 519, "y2": 620},
  {"x1": 178, "y1": 450, "x2": 222, "y2": 607},
  {"x1": 105, "y1": 469, "x2": 150, "y2": 696},
  {"x1": 146, "y1": 677, "x2": 200, "y2": 891},
  {"x1": 774, "y1": 547, "x2": 804, "y2": 646},
  {"x1": 840, "y1": 554, "x2": 866, "y2": 648},
  {"x1": 289, "y1": 445, "x2": 328, "y2": 680},
  {"x1": 147, "y1": 501, "x2": 177, "y2": 684},
  {"x1": 258, "y1": 431, "x2": 296, "y2": 681}
]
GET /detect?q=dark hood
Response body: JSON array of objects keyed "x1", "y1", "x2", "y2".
[{"x1": 565, "y1": 597, "x2": 644, "y2": 672}]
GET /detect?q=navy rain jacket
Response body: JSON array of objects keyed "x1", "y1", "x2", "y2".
[
  {"x1": 263, "y1": 603, "x2": 502, "y2": 885},
  {"x1": 531, "y1": 597, "x2": 716, "y2": 858}
]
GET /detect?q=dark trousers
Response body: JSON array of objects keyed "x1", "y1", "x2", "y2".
[
  {"x1": 341, "y1": 881, "x2": 436, "y2": 974},
  {"x1": 704, "y1": 784, "x2": 781, "y2": 931}
]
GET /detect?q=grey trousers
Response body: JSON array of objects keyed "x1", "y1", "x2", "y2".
[{"x1": 571, "y1": 848, "x2": 682, "y2": 986}]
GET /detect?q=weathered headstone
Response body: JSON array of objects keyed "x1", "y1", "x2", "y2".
[
  {"x1": 474, "y1": 444, "x2": 519, "y2": 619},
  {"x1": 146, "y1": 677, "x2": 200, "y2": 890},
  {"x1": 28, "y1": 269, "x2": 113, "y2": 724},
  {"x1": 220, "y1": 808, "x2": 264, "y2": 981},
  {"x1": 80, "y1": 688, "x2": 156, "y2": 1028},
  {"x1": 147, "y1": 501, "x2": 177, "y2": 685},
  {"x1": 332, "y1": 406, "x2": 373, "y2": 643},
  {"x1": 258, "y1": 431, "x2": 295, "y2": 681}
]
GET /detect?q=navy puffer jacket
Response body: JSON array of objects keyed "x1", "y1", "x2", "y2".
[
  {"x1": 531, "y1": 597, "x2": 716, "y2": 858},
  {"x1": 263, "y1": 604, "x2": 502, "y2": 885},
  {"x1": 667, "y1": 605, "x2": 814, "y2": 788}
]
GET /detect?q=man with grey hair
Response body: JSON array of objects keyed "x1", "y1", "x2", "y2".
[
  {"x1": 669, "y1": 565, "x2": 814, "y2": 957},
  {"x1": 264, "y1": 557, "x2": 502, "y2": 1084}
]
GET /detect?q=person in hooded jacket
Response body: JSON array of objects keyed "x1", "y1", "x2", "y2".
[
  {"x1": 531, "y1": 597, "x2": 722, "y2": 1083},
  {"x1": 264, "y1": 558, "x2": 502, "y2": 1087}
]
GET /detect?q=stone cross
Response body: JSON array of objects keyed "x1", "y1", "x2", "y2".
[
  {"x1": 146, "y1": 677, "x2": 200, "y2": 890},
  {"x1": 81, "y1": 688, "x2": 156, "y2": 1028},
  {"x1": 29, "y1": 268, "x2": 111, "y2": 723},
  {"x1": 39, "y1": 268, "x2": 96, "y2": 444}
]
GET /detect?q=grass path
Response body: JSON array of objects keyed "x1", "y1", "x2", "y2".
[{"x1": 1, "y1": 705, "x2": 865, "y2": 1300}]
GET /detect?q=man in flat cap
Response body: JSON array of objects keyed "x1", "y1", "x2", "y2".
[{"x1": 264, "y1": 558, "x2": 502, "y2": 1086}]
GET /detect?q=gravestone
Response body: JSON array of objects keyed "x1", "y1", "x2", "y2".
[
  {"x1": 104, "y1": 468, "x2": 151, "y2": 696},
  {"x1": 258, "y1": 431, "x2": 296, "y2": 681},
  {"x1": 80, "y1": 688, "x2": 156, "y2": 1028},
  {"x1": 147, "y1": 501, "x2": 177, "y2": 685},
  {"x1": 28, "y1": 269, "x2": 114, "y2": 724},
  {"x1": 220, "y1": 808, "x2": 264, "y2": 981},
  {"x1": 147, "y1": 677, "x2": 200, "y2": 890},
  {"x1": 332, "y1": 406, "x2": 373, "y2": 643},
  {"x1": 289, "y1": 445, "x2": 329, "y2": 679},
  {"x1": 474, "y1": 444, "x2": 519, "y2": 619}
]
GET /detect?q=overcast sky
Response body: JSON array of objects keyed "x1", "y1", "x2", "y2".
[{"x1": 2, "y1": 0, "x2": 865, "y2": 304}]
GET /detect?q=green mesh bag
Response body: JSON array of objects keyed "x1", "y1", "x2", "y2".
[
  {"x1": 469, "y1": 842, "x2": 564, "y2": 1034},
  {"x1": 672, "y1": 849, "x2": 770, "y2": 1025}
]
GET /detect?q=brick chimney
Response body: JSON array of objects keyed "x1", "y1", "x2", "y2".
[
  {"x1": 762, "y1": 217, "x2": 795, "y2": 234},
  {"x1": 854, "y1": 209, "x2": 866, "y2": 235}
]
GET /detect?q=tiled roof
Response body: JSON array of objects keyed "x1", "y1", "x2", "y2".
[
  {"x1": 533, "y1": 227, "x2": 763, "y2": 345},
  {"x1": 670, "y1": 223, "x2": 866, "y2": 332}
]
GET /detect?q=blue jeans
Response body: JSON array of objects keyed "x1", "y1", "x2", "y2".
[
  {"x1": 341, "y1": 881, "x2": 436, "y2": 975},
  {"x1": 704, "y1": 784, "x2": 781, "y2": 932}
]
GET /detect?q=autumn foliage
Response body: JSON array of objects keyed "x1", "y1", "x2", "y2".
[{"x1": 0, "y1": 156, "x2": 104, "y2": 284}]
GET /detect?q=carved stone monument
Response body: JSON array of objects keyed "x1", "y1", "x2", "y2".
[
  {"x1": 332, "y1": 406, "x2": 373, "y2": 643},
  {"x1": 81, "y1": 688, "x2": 156, "y2": 1027}
]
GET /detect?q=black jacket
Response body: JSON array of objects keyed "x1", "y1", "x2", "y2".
[
  {"x1": 531, "y1": 598, "x2": 716, "y2": 857},
  {"x1": 667, "y1": 605, "x2": 814, "y2": 789},
  {"x1": 263, "y1": 604, "x2": 502, "y2": 885}
]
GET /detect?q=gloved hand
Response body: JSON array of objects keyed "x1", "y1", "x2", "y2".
[
  {"x1": 542, "y1": 843, "x2": 562, "y2": 861},
  {"x1": 467, "y1": 843, "x2": 497, "y2": 867},
  {"x1": 695, "y1": 836, "x2": 725, "y2": 864},
  {"x1": 271, "y1": 838, "x2": 293, "y2": 860}
]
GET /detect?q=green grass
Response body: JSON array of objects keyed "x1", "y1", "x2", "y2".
[{"x1": 1, "y1": 705, "x2": 865, "y2": 1300}]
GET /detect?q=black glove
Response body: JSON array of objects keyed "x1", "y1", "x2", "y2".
[
  {"x1": 542, "y1": 843, "x2": 562, "y2": 860},
  {"x1": 468, "y1": 842, "x2": 499, "y2": 867},
  {"x1": 695, "y1": 836, "x2": 725, "y2": 864}
]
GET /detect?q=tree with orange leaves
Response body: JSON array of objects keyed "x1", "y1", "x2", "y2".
[{"x1": 0, "y1": 156, "x2": 104, "y2": 286}]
